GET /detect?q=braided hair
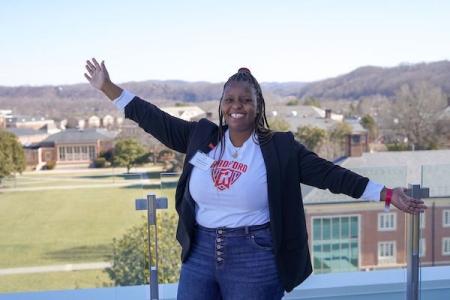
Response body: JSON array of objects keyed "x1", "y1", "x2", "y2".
[{"x1": 217, "y1": 68, "x2": 275, "y2": 158}]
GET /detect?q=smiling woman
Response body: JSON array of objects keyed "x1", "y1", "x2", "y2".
[{"x1": 84, "y1": 58, "x2": 427, "y2": 299}]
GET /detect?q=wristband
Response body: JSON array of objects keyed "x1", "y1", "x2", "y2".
[{"x1": 384, "y1": 188, "x2": 393, "y2": 212}]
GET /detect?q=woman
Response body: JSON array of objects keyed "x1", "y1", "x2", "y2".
[{"x1": 84, "y1": 58, "x2": 426, "y2": 300}]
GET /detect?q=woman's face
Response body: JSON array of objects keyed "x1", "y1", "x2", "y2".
[{"x1": 221, "y1": 81, "x2": 257, "y2": 135}]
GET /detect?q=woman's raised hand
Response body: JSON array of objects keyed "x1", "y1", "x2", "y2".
[
  {"x1": 84, "y1": 58, "x2": 122, "y2": 100},
  {"x1": 84, "y1": 58, "x2": 110, "y2": 91}
]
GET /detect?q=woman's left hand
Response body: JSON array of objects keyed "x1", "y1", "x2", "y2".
[{"x1": 390, "y1": 187, "x2": 427, "y2": 215}]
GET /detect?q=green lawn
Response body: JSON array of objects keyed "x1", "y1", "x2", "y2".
[
  {"x1": 0, "y1": 269, "x2": 113, "y2": 293},
  {"x1": 0, "y1": 169, "x2": 178, "y2": 293}
]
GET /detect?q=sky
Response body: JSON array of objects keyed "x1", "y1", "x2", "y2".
[{"x1": 1, "y1": 0, "x2": 449, "y2": 87}]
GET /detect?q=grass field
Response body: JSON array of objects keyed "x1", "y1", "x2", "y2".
[
  {"x1": 0, "y1": 168, "x2": 178, "y2": 293},
  {"x1": 0, "y1": 269, "x2": 112, "y2": 293}
]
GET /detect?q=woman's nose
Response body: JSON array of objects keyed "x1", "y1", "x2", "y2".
[{"x1": 232, "y1": 100, "x2": 243, "y2": 108}]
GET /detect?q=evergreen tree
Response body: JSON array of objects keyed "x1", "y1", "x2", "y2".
[
  {"x1": 113, "y1": 138, "x2": 149, "y2": 173},
  {"x1": 0, "y1": 129, "x2": 26, "y2": 186}
]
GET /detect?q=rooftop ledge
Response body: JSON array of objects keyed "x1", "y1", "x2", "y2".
[{"x1": 2, "y1": 266, "x2": 450, "y2": 300}]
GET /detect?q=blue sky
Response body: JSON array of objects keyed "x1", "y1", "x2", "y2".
[{"x1": 1, "y1": 0, "x2": 449, "y2": 86}]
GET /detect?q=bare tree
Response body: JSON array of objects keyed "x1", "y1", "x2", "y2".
[{"x1": 382, "y1": 81, "x2": 449, "y2": 150}]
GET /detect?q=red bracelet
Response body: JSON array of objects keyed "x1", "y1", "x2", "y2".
[{"x1": 384, "y1": 188, "x2": 393, "y2": 212}]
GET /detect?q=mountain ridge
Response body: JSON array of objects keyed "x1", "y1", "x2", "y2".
[{"x1": 0, "y1": 61, "x2": 449, "y2": 118}]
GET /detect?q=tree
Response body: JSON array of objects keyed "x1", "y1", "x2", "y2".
[
  {"x1": 360, "y1": 114, "x2": 379, "y2": 142},
  {"x1": 286, "y1": 99, "x2": 301, "y2": 106},
  {"x1": 320, "y1": 121, "x2": 354, "y2": 159},
  {"x1": 268, "y1": 118, "x2": 291, "y2": 132},
  {"x1": 383, "y1": 81, "x2": 449, "y2": 150},
  {"x1": 295, "y1": 122, "x2": 353, "y2": 160},
  {"x1": 346, "y1": 103, "x2": 358, "y2": 118},
  {"x1": 112, "y1": 138, "x2": 149, "y2": 173},
  {"x1": 105, "y1": 213, "x2": 181, "y2": 286},
  {"x1": 303, "y1": 97, "x2": 322, "y2": 108},
  {"x1": 0, "y1": 129, "x2": 26, "y2": 186},
  {"x1": 295, "y1": 125, "x2": 327, "y2": 153}
]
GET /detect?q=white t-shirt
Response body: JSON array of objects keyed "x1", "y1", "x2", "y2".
[{"x1": 189, "y1": 130, "x2": 270, "y2": 228}]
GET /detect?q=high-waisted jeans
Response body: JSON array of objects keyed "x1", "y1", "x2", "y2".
[{"x1": 177, "y1": 223, "x2": 285, "y2": 300}]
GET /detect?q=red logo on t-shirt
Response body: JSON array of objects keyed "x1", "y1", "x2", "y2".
[{"x1": 210, "y1": 160, "x2": 248, "y2": 191}]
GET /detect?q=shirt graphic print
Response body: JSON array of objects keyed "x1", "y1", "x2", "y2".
[{"x1": 211, "y1": 160, "x2": 248, "y2": 191}]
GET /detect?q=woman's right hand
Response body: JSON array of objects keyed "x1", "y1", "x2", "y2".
[
  {"x1": 84, "y1": 58, "x2": 110, "y2": 91},
  {"x1": 84, "y1": 58, "x2": 123, "y2": 100}
]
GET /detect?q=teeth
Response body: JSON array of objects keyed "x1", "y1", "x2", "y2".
[{"x1": 231, "y1": 114, "x2": 244, "y2": 118}]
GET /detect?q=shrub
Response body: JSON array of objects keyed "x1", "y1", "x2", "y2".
[
  {"x1": 94, "y1": 157, "x2": 106, "y2": 168},
  {"x1": 45, "y1": 160, "x2": 57, "y2": 170}
]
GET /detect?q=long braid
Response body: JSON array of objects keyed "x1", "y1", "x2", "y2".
[{"x1": 217, "y1": 69, "x2": 275, "y2": 158}]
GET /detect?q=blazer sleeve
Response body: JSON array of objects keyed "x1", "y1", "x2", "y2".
[
  {"x1": 294, "y1": 136, "x2": 369, "y2": 198},
  {"x1": 124, "y1": 97, "x2": 197, "y2": 154}
]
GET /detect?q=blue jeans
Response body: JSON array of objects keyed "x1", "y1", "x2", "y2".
[{"x1": 177, "y1": 223, "x2": 285, "y2": 300}]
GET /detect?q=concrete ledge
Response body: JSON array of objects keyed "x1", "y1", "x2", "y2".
[{"x1": 1, "y1": 266, "x2": 449, "y2": 300}]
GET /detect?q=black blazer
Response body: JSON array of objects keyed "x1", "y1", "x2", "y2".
[{"x1": 125, "y1": 97, "x2": 369, "y2": 292}]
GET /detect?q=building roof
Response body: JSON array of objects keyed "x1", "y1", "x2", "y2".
[
  {"x1": 41, "y1": 128, "x2": 117, "y2": 143},
  {"x1": 5, "y1": 127, "x2": 48, "y2": 137},
  {"x1": 303, "y1": 149, "x2": 450, "y2": 203},
  {"x1": 161, "y1": 106, "x2": 206, "y2": 121},
  {"x1": 6, "y1": 115, "x2": 53, "y2": 123},
  {"x1": 265, "y1": 105, "x2": 368, "y2": 133}
]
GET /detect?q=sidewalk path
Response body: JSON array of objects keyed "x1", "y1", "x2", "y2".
[{"x1": 0, "y1": 262, "x2": 112, "y2": 276}]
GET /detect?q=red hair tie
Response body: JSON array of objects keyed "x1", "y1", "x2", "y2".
[{"x1": 238, "y1": 67, "x2": 251, "y2": 74}]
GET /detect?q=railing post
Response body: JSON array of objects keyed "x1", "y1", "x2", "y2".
[
  {"x1": 135, "y1": 193, "x2": 168, "y2": 300},
  {"x1": 405, "y1": 183, "x2": 429, "y2": 300}
]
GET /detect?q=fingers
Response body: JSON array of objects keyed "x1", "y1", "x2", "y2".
[
  {"x1": 406, "y1": 199, "x2": 427, "y2": 214},
  {"x1": 86, "y1": 59, "x2": 95, "y2": 69},
  {"x1": 85, "y1": 58, "x2": 106, "y2": 75},
  {"x1": 85, "y1": 60, "x2": 96, "y2": 76}
]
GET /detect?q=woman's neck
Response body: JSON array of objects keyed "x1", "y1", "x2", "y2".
[{"x1": 228, "y1": 129, "x2": 253, "y2": 147}]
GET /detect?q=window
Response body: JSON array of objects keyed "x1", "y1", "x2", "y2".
[
  {"x1": 378, "y1": 213, "x2": 397, "y2": 231},
  {"x1": 443, "y1": 238, "x2": 450, "y2": 256},
  {"x1": 45, "y1": 151, "x2": 52, "y2": 162},
  {"x1": 444, "y1": 210, "x2": 450, "y2": 228},
  {"x1": 89, "y1": 146, "x2": 96, "y2": 160},
  {"x1": 67, "y1": 147, "x2": 73, "y2": 161},
  {"x1": 59, "y1": 147, "x2": 65, "y2": 160},
  {"x1": 312, "y1": 215, "x2": 359, "y2": 274},
  {"x1": 81, "y1": 146, "x2": 88, "y2": 160},
  {"x1": 378, "y1": 241, "x2": 396, "y2": 265},
  {"x1": 74, "y1": 146, "x2": 80, "y2": 160}
]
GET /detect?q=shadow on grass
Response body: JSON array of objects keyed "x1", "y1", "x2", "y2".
[
  {"x1": 44, "y1": 244, "x2": 113, "y2": 262},
  {"x1": 78, "y1": 171, "x2": 163, "y2": 180},
  {"x1": 78, "y1": 174, "x2": 141, "y2": 180},
  {"x1": 121, "y1": 183, "x2": 160, "y2": 189}
]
